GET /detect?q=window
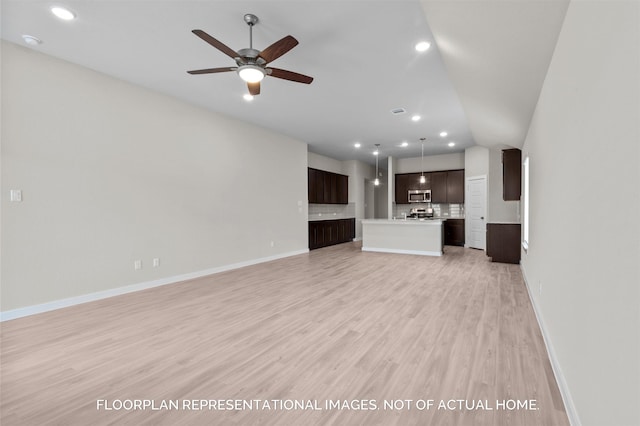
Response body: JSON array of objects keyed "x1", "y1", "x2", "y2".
[{"x1": 522, "y1": 156, "x2": 530, "y2": 250}]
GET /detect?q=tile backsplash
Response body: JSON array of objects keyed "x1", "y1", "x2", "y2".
[
  {"x1": 308, "y1": 203, "x2": 356, "y2": 221},
  {"x1": 393, "y1": 203, "x2": 465, "y2": 219}
]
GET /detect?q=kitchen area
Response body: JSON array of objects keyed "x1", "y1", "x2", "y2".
[
  {"x1": 307, "y1": 146, "x2": 522, "y2": 264},
  {"x1": 361, "y1": 168, "x2": 465, "y2": 256}
]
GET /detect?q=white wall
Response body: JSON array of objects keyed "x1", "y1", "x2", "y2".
[
  {"x1": 374, "y1": 167, "x2": 388, "y2": 219},
  {"x1": 487, "y1": 147, "x2": 520, "y2": 223},
  {"x1": 1, "y1": 42, "x2": 309, "y2": 314},
  {"x1": 307, "y1": 152, "x2": 344, "y2": 175},
  {"x1": 395, "y1": 152, "x2": 465, "y2": 173},
  {"x1": 387, "y1": 157, "x2": 397, "y2": 218},
  {"x1": 342, "y1": 159, "x2": 375, "y2": 239},
  {"x1": 520, "y1": 2, "x2": 639, "y2": 425},
  {"x1": 465, "y1": 145, "x2": 519, "y2": 224},
  {"x1": 464, "y1": 146, "x2": 489, "y2": 178}
]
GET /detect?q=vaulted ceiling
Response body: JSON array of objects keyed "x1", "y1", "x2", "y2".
[{"x1": 1, "y1": 0, "x2": 569, "y2": 165}]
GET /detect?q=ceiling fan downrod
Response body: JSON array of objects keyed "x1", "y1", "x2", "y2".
[{"x1": 244, "y1": 14, "x2": 259, "y2": 50}]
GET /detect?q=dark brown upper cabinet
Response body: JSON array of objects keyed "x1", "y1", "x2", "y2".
[
  {"x1": 502, "y1": 148, "x2": 522, "y2": 201},
  {"x1": 430, "y1": 172, "x2": 448, "y2": 203},
  {"x1": 308, "y1": 168, "x2": 323, "y2": 204},
  {"x1": 446, "y1": 170, "x2": 465, "y2": 204},
  {"x1": 337, "y1": 174, "x2": 348, "y2": 204},
  {"x1": 394, "y1": 169, "x2": 465, "y2": 204},
  {"x1": 395, "y1": 173, "x2": 409, "y2": 204},
  {"x1": 414, "y1": 172, "x2": 431, "y2": 190},
  {"x1": 308, "y1": 168, "x2": 348, "y2": 204}
]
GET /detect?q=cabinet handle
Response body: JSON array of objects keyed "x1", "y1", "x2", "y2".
[{"x1": 481, "y1": 216, "x2": 484, "y2": 220}]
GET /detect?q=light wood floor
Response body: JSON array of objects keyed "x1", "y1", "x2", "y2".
[{"x1": 1, "y1": 243, "x2": 568, "y2": 425}]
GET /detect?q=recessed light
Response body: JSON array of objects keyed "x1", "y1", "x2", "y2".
[
  {"x1": 415, "y1": 41, "x2": 431, "y2": 52},
  {"x1": 373, "y1": 150, "x2": 379, "y2": 156},
  {"x1": 448, "y1": 142, "x2": 455, "y2": 147},
  {"x1": 22, "y1": 35, "x2": 43, "y2": 46},
  {"x1": 51, "y1": 6, "x2": 76, "y2": 21},
  {"x1": 354, "y1": 143, "x2": 361, "y2": 148},
  {"x1": 411, "y1": 115, "x2": 421, "y2": 122},
  {"x1": 401, "y1": 142, "x2": 408, "y2": 147},
  {"x1": 243, "y1": 94, "x2": 254, "y2": 101},
  {"x1": 439, "y1": 131, "x2": 448, "y2": 137}
]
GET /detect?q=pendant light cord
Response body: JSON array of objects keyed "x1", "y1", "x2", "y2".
[{"x1": 421, "y1": 138, "x2": 425, "y2": 177}]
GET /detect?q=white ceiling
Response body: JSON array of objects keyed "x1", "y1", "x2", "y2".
[{"x1": 1, "y1": 0, "x2": 569, "y2": 166}]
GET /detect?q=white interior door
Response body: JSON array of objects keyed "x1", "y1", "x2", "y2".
[{"x1": 466, "y1": 176, "x2": 487, "y2": 250}]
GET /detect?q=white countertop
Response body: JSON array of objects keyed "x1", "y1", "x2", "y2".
[
  {"x1": 362, "y1": 219, "x2": 444, "y2": 225},
  {"x1": 362, "y1": 218, "x2": 444, "y2": 256}
]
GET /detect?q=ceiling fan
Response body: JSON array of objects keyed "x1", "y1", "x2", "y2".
[{"x1": 187, "y1": 13, "x2": 313, "y2": 96}]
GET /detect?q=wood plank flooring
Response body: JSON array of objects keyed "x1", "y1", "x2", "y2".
[{"x1": 0, "y1": 243, "x2": 569, "y2": 425}]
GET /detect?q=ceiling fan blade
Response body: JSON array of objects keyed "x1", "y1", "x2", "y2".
[
  {"x1": 248, "y1": 81, "x2": 261, "y2": 96},
  {"x1": 187, "y1": 67, "x2": 236, "y2": 75},
  {"x1": 268, "y1": 67, "x2": 314, "y2": 84},
  {"x1": 192, "y1": 29, "x2": 239, "y2": 60},
  {"x1": 258, "y1": 35, "x2": 299, "y2": 64}
]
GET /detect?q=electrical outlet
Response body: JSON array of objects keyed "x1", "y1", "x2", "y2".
[
  {"x1": 538, "y1": 280, "x2": 542, "y2": 295},
  {"x1": 270, "y1": 241, "x2": 275, "y2": 248},
  {"x1": 134, "y1": 260, "x2": 142, "y2": 270},
  {"x1": 152, "y1": 258, "x2": 160, "y2": 267}
]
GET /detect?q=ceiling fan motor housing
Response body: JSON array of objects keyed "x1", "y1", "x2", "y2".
[{"x1": 236, "y1": 48, "x2": 265, "y2": 65}]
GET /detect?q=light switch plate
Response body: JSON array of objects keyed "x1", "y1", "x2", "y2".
[{"x1": 10, "y1": 190, "x2": 22, "y2": 202}]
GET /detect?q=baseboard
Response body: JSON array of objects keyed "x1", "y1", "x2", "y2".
[
  {"x1": 520, "y1": 263, "x2": 581, "y2": 426},
  {"x1": 0, "y1": 249, "x2": 309, "y2": 322},
  {"x1": 361, "y1": 247, "x2": 442, "y2": 257}
]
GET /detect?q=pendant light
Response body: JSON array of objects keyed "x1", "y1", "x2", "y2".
[
  {"x1": 374, "y1": 144, "x2": 380, "y2": 186},
  {"x1": 420, "y1": 138, "x2": 426, "y2": 184}
]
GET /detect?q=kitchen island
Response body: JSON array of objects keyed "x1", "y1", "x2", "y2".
[{"x1": 361, "y1": 219, "x2": 444, "y2": 256}]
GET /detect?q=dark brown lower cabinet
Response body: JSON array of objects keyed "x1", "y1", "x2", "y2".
[
  {"x1": 486, "y1": 223, "x2": 521, "y2": 264},
  {"x1": 309, "y1": 218, "x2": 355, "y2": 250},
  {"x1": 444, "y1": 219, "x2": 465, "y2": 246}
]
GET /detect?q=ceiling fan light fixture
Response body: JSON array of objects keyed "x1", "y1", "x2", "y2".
[{"x1": 238, "y1": 65, "x2": 265, "y2": 83}]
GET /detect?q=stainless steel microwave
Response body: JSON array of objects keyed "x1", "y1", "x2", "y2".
[{"x1": 408, "y1": 189, "x2": 431, "y2": 203}]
